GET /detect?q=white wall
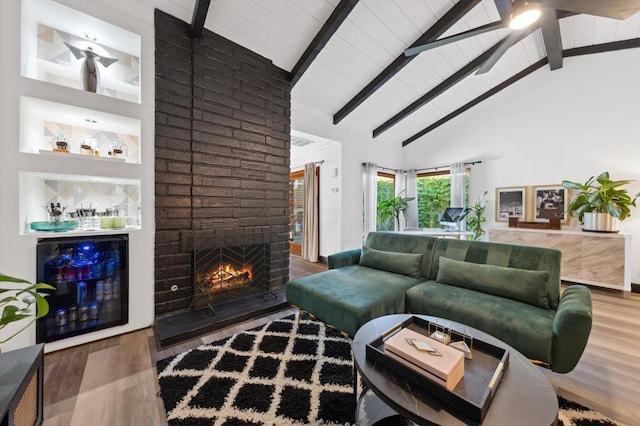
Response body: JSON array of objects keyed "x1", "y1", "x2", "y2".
[
  {"x1": 0, "y1": 0, "x2": 156, "y2": 351},
  {"x1": 291, "y1": 101, "x2": 403, "y2": 252},
  {"x1": 290, "y1": 132, "x2": 342, "y2": 258},
  {"x1": 402, "y1": 49, "x2": 640, "y2": 283}
]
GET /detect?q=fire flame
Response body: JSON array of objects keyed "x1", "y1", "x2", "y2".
[{"x1": 196, "y1": 263, "x2": 252, "y2": 294}]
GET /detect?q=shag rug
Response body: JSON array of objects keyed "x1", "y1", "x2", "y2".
[{"x1": 157, "y1": 313, "x2": 623, "y2": 426}]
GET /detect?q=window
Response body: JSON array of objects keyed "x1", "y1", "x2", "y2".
[
  {"x1": 376, "y1": 172, "x2": 395, "y2": 231},
  {"x1": 417, "y1": 170, "x2": 469, "y2": 228}
]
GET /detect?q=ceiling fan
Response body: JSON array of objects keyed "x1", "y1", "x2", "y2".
[{"x1": 405, "y1": 0, "x2": 640, "y2": 74}]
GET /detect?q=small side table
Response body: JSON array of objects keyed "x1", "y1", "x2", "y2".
[{"x1": 0, "y1": 344, "x2": 45, "y2": 426}]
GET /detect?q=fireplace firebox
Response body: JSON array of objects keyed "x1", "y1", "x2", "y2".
[{"x1": 193, "y1": 233, "x2": 274, "y2": 311}]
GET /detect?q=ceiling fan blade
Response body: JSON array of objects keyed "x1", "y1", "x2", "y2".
[
  {"x1": 493, "y1": 0, "x2": 512, "y2": 22},
  {"x1": 546, "y1": 0, "x2": 640, "y2": 19},
  {"x1": 540, "y1": 8, "x2": 563, "y2": 70},
  {"x1": 476, "y1": 31, "x2": 522, "y2": 74},
  {"x1": 404, "y1": 21, "x2": 506, "y2": 57}
]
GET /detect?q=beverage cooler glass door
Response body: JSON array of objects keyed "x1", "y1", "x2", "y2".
[{"x1": 36, "y1": 234, "x2": 129, "y2": 343}]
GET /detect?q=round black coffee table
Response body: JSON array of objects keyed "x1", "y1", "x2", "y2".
[{"x1": 353, "y1": 314, "x2": 558, "y2": 425}]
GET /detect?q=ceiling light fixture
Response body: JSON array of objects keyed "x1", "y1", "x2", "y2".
[{"x1": 509, "y1": 0, "x2": 542, "y2": 30}]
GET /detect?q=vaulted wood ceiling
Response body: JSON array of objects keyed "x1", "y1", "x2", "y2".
[{"x1": 154, "y1": 0, "x2": 640, "y2": 147}]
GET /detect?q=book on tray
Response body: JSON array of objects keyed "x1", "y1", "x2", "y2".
[{"x1": 385, "y1": 328, "x2": 464, "y2": 390}]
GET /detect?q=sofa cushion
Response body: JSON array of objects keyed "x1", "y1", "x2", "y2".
[
  {"x1": 431, "y1": 238, "x2": 561, "y2": 309},
  {"x1": 365, "y1": 232, "x2": 438, "y2": 278},
  {"x1": 436, "y1": 257, "x2": 550, "y2": 309},
  {"x1": 285, "y1": 265, "x2": 425, "y2": 336},
  {"x1": 359, "y1": 247, "x2": 423, "y2": 278},
  {"x1": 406, "y1": 281, "x2": 555, "y2": 364}
]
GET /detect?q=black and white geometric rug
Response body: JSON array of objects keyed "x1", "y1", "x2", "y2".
[
  {"x1": 157, "y1": 312, "x2": 624, "y2": 426},
  {"x1": 157, "y1": 312, "x2": 355, "y2": 425}
]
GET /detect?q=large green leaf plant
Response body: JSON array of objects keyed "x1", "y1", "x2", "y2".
[
  {"x1": 377, "y1": 190, "x2": 415, "y2": 231},
  {"x1": 460, "y1": 191, "x2": 488, "y2": 240},
  {"x1": 0, "y1": 274, "x2": 54, "y2": 344},
  {"x1": 562, "y1": 172, "x2": 639, "y2": 224}
]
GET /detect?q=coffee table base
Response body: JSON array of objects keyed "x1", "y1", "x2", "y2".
[{"x1": 356, "y1": 389, "x2": 412, "y2": 426}]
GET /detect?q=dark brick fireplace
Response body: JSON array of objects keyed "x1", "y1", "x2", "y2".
[{"x1": 153, "y1": 10, "x2": 291, "y2": 344}]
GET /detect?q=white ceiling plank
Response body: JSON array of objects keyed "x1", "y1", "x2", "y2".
[
  {"x1": 393, "y1": 0, "x2": 439, "y2": 35},
  {"x1": 613, "y1": 13, "x2": 640, "y2": 40},
  {"x1": 593, "y1": 18, "x2": 619, "y2": 45},
  {"x1": 559, "y1": 16, "x2": 575, "y2": 49},
  {"x1": 571, "y1": 14, "x2": 597, "y2": 47}
]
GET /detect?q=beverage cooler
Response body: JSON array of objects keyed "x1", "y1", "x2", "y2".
[{"x1": 36, "y1": 234, "x2": 129, "y2": 343}]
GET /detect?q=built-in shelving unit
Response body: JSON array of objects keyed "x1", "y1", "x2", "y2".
[
  {"x1": 0, "y1": 0, "x2": 153, "y2": 351},
  {"x1": 19, "y1": 0, "x2": 143, "y2": 239}
]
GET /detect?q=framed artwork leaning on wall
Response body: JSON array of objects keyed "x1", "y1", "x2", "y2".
[
  {"x1": 495, "y1": 187, "x2": 526, "y2": 222},
  {"x1": 533, "y1": 185, "x2": 568, "y2": 223}
]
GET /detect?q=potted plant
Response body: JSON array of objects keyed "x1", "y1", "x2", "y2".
[
  {"x1": 562, "y1": 171, "x2": 639, "y2": 232},
  {"x1": 0, "y1": 274, "x2": 54, "y2": 344},
  {"x1": 377, "y1": 190, "x2": 415, "y2": 231},
  {"x1": 459, "y1": 191, "x2": 488, "y2": 240}
]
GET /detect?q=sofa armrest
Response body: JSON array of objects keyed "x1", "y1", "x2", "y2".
[
  {"x1": 328, "y1": 249, "x2": 362, "y2": 270},
  {"x1": 551, "y1": 285, "x2": 592, "y2": 373}
]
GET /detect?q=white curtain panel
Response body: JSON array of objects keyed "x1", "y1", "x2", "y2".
[
  {"x1": 363, "y1": 162, "x2": 378, "y2": 239},
  {"x1": 405, "y1": 169, "x2": 419, "y2": 228},
  {"x1": 302, "y1": 162, "x2": 319, "y2": 262},
  {"x1": 450, "y1": 162, "x2": 466, "y2": 208}
]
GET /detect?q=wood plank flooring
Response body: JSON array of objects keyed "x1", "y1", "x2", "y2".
[{"x1": 42, "y1": 256, "x2": 640, "y2": 425}]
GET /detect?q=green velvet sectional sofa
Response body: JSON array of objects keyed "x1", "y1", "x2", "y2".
[{"x1": 285, "y1": 231, "x2": 593, "y2": 373}]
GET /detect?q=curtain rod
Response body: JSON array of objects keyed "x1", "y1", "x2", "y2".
[
  {"x1": 363, "y1": 160, "x2": 481, "y2": 173},
  {"x1": 291, "y1": 160, "x2": 324, "y2": 170},
  {"x1": 361, "y1": 162, "x2": 398, "y2": 173},
  {"x1": 415, "y1": 160, "x2": 482, "y2": 173}
]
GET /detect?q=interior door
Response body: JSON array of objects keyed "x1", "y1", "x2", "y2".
[{"x1": 289, "y1": 170, "x2": 305, "y2": 255}]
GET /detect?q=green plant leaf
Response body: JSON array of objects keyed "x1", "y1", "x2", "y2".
[{"x1": 0, "y1": 274, "x2": 31, "y2": 284}]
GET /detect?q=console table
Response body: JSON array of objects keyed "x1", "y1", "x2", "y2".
[
  {"x1": 488, "y1": 227, "x2": 631, "y2": 294},
  {"x1": 0, "y1": 344, "x2": 44, "y2": 426}
]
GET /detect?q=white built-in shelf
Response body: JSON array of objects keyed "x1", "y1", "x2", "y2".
[
  {"x1": 21, "y1": 96, "x2": 140, "y2": 164},
  {"x1": 19, "y1": 172, "x2": 142, "y2": 236},
  {"x1": 21, "y1": 0, "x2": 141, "y2": 103}
]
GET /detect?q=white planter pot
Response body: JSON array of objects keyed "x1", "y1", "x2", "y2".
[{"x1": 583, "y1": 212, "x2": 618, "y2": 232}]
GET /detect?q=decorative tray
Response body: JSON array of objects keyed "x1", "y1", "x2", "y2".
[
  {"x1": 366, "y1": 315, "x2": 509, "y2": 423},
  {"x1": 30, "y1": 221, "x2": 79, "y2": 232}
]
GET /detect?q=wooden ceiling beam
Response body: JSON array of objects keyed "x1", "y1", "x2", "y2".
[
  {"x1": 402, "y1": 59, "x2": 549, "y2": 147},
  {"x1": 332, "y1": 0, "x2": 481, "y2": 125},
  {"x1": 190, "y1": 0, "x2": 211, "y2": 39},
  {"x1": 373, "y1": 38, "x2": 506, "y2": 138},
  {"x1": 401, "y1": 36, "x2": 640, "y2": 147},
  {"x1": 563, "y1": 37, "x2": 640, "y2": 57},
  {"x1": 290, "y1": 0, "x2": 359, "y2": 87}
]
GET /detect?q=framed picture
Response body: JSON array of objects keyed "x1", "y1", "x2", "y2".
[
  {"x1": 533, "y1": 185, "x2": 568, "y2": 223},
  {"x1": 495, "y1": 187, "x2": 526, "y2": 222}
]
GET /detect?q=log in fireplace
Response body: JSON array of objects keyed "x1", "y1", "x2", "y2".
[{"x1": 193, "y1": 232, "x2": 274, "y2": 312}]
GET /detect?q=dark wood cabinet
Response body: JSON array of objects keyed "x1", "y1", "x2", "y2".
[{"x1": 0, "y1": 344, "x2": 44, "y2": 426}]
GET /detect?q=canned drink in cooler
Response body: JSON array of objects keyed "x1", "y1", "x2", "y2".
[
  {"x1": 77, "y1": 281, "x2": 88, "y2": 305},
  {"x1": 104, "y1": 278, "x2": 113, "y2": 300},
  {"x1": 69, "y1": 305, "x2": 78, "y2": 322},
  {"x1": 89, "y1": 303, "x2": 99, "y2": 320},
  {"x1": 55, "y1": 309, "x2": 67, "y2": 327},
  {"x1": 79, "y1": 306, "x2": 89, "y2": 322},
  {"x1": 96, "y1": 280, "x2": 105, "y2": 301}
]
